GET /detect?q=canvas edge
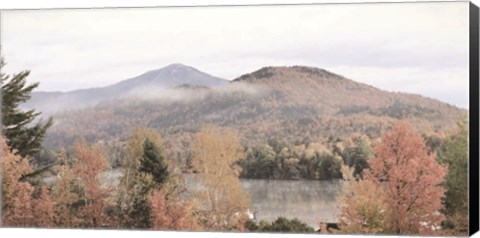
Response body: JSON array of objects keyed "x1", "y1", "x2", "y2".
[{"x1": 469, "y1": 1, "x2": 479, "y2": 236}]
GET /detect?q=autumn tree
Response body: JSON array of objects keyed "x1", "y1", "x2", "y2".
[
  {"x1": 150, "y1": 183, "x2": 201, "y2": 231},
  {"x1": 51, "y1": 150, "x2": 84, "y2": 228},
  {"x1": 1, "y1": 138, "x2": 34, "y2": 227},
  {"x1": 148, "y1": 138, "x2": 200, "y2": 231},
  {"x1": 116, "y1": 129, "x2": 168, "y2": 229},
  {"x1": 191, "y1": 125, "x2": 249, "y2": 231},
  {"x1": 364, "y1": 123, "x2": 446, "y2": 235},
  {"x1": 71, "y1": 140, "x2": 111, "y2": 227},
  {"x1": 0, "y1": 58, "x2": 52, "y2": 158},
  {"x1": 338, "y1": 166, "x2": 389, "y2": 234},
  {"x1": 437, "y1": 118, "x2": 468, "y2": 234},
  {"x1": 32, "y1": 186, "x2": 56, "y2": 227}
]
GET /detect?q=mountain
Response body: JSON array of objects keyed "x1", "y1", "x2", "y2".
[
  {"x1": 113, "y1": 63, "x2": 228, "y2": 89},
  {"x1": 24, "y1": 63, "x2": 228, "y2": 114},
  {"x1": 234, "y1": 66, "x2": 462, "y2": 113},
  {"x1": 43, "y1": 65, "x2": 466, "y2": 154}
]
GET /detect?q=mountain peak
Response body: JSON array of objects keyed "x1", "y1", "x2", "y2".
[
  {"x1": 148, "y1": 63, "x2": 198, "y2": 76},
  {"x1": 289, "y1": 66, "x2": 344, "y2": 78},
  {"x1": 115, "y1": 63, "x2": 228, "y2": 90},
  {"x1": 163, "y1": 63, "x2": 194, "y2": 70},
  {"x1": 233, "y1": 65, "x2": 344, "y2": 82},
  {"x1": 166, "y1": 63, "x2": 188, "y2": 67}
]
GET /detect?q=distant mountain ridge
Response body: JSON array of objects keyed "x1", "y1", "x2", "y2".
[
  {"x1": 42, "y1": 64, "x2": 466, "y2": 152},
  {"x1": 24, "y1": 63, "x2": 229, "y2": 114}
]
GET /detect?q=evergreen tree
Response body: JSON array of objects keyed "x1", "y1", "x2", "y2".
[
  {"x1": 116, "y1": 129, "x2": 169, "y2": 229},
  {"x1": 123, "y1": 136, "x2": 169, "y2": 228},
  {"x1": 437, "y1": 119, "x2": 468, "y2": 234},
  {"x1": 139, "y1": 138, "x2": 169, "y2": 186},
  {"x1": 343, "y1": 138, "x2": 372, "y2": 179},
  {"x1": 0, "y1": 58, "x2": 52, "y2": 157},
  {"x1": 125, "y1": 174, "x2": 154, "y2": 229}
]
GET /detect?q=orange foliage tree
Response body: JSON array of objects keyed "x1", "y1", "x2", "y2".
[
  {"x1": 51, "y1": 141, "x2": 112, "y2": 228},
  {"x1": 71, "y1": 140, "x2": 111, "y2": 227},
  {"x1": 338, "y1": 166, "x2": 389, "y2": 234},
  {"x1": 363, "y1": 123, "x2": 447, "y2": 235},
  {"x1": 32, "y1": 186, "x2": 56, "y2": 227},
  {"x1": 51, "y1": 151, "x2": 83, "y2": 228},
  {"x1": 1, "y1": 138, "x2": 35, "y2": 227},
  {"x1": 150, "y1": 186, "x2": 201, "y2": 231},
  {"x1": 2, "y1": 138, "x2": 58, "y2": 228}
]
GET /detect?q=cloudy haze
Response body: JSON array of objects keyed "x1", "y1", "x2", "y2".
[{"x1": 0, "y1": 2, "x2": 470, "y2": 108}]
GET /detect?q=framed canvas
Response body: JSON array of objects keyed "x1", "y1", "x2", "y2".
[{"x1": 0, "y1": 1, "x2": 478, "y2": 237}]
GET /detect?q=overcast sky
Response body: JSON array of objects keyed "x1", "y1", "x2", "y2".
[{"x1": 0, "y1": 2, "x2": 470, "y2": 108}]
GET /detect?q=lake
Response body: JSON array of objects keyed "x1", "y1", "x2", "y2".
[
  {"x1": 102, "y1": 169, "x2": 342, "y2": 229},
  {"x1": 239, "y1": 179, "x2": 341, "y2": 229}
]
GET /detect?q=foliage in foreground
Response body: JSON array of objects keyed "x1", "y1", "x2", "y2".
[
  {"x1": 245, "y1": 217, "x2": 315, "y2": 233},
  {"x1": 437, "y1": 118, "x2": 469, "y2": 234},
  {"x1": 337, "y1": 166, "x2": 388, "y2": 234},
  {"x1": 1, "y1": 119, "x2": 468, "y2": 235},
  {"x1": 339, "y1": 123, "x2": 447, "y2": 235},
  {"x1": 116, "y1": 129, "x2": 170, "y2": 228},
  {"x1": 191, "y1": 125, "x2": 250, "y2": 231}
]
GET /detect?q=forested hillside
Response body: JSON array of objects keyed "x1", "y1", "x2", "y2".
[{"x1": 36, "y1": 65, "x2": 466, "y2": 170}]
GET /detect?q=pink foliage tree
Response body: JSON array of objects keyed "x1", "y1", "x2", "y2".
[{"x1": 364, "y1": 123, "x2": 446, "y2": 235}]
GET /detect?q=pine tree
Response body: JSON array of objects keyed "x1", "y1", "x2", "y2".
[
  {"x1": 116, "y1": 129, "x2": 168, "y2": 229},
  {"x1": 343, "y1": 137, "x2": 372, "y2": 178},
  {"x1": 437, "y1": 118, "x2": 468, "y2": 234},
  {"x1": 139, "y1": 139, "x2": 169, "y2": 187},
  {"x1": 123, "y1": 173, "x2": 153, "y2": 229},
  {"x1": 0, "y1": 58, "x2": 52, "y2": 157}
]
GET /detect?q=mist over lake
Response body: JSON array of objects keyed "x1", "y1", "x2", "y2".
[{"x1": 240, "y1": 179, "x2": 342, "y2": 228}]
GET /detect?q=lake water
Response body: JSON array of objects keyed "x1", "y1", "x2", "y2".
[
  {"x1": 102, "y1": 169, "x2": 342, "y2": 229},
  {"x1": 239, "y1": 179, "x2": 341, "y2": 228}
]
